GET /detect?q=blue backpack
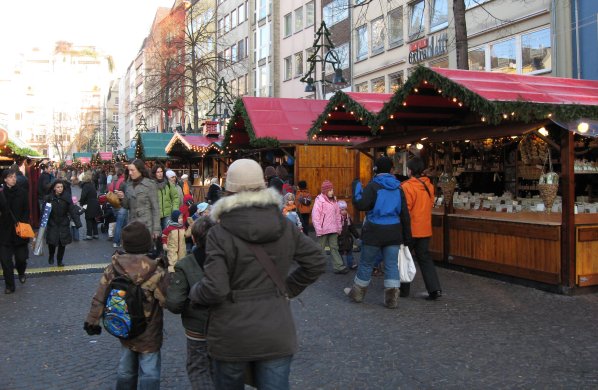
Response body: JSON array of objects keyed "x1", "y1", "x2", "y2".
[{"x1": 102, "y1": 273, "x2": 148, "y2": 340}]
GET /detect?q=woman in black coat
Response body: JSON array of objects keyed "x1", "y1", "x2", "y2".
[
  {"x1": 45, "y1": 180, "x2": 82, "y2": 266},
  {"x1": 79, "y1": 171, "x2": 100, "y2": 240},
  {"x1": 0, "y1": 167, "x2": 30, "y2": 294}
]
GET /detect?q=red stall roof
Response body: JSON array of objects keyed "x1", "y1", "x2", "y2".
[
  {"x1": 97, "y1": 152, "x2": 113, "y2": 161},
  {"x1": 345, "y1": 92, "x2": 393, "y2": 113},
  {"x1": 165, "y1": 132, "x2": 223, "y2": 154}
]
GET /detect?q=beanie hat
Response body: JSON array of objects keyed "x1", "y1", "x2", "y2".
[
  {"x1": 171, "y1": 210, "x2": 182, "y2": 222},
  {"x1": 181, "y1": 174, "x2": 189, "y2": 180},
  {"x1": 264, "y1": 166, "x2": 277, "y2": 179},
  {"x1": 188, "y1": 203, "x2": 198, "y2": 216},
  {"x1": 225, "y1": 159, "x2": 266, "y2": 193},
  {"x1": 374, "y1": 156, "x2": 393, "y2": 174},
  {"x1": 338, "y1": 200, "x2": 348, "y2": 209},
  {"x1": 197, "y1": 202, "x2": 209, "y2": 213},
  {"x1": 122, "y1": 221, "x2": 152, "y2": 254},
  {"x1": 165, "y1": 170, "x2": 176, "y2": 179},
  {"x1": 321, "y1": 180, "x2": 333, "y2": 193},
  {"x1": 183, "y1": 194, "x2": 194, "y2": 204}
]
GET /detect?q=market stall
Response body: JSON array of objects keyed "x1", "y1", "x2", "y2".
[
  {"x1": 309, "y1": 67, "x2": 598, "y2": 293},
  {"x1": 133, "y1": 132, "x2": 177, "y2": 171}
]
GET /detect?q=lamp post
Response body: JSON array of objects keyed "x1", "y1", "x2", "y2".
[
  {"x1": 300, "y1": 21, "x2": 346, "y2": 99},
  {"x1": 205, "y1": 77, "x2": 234, "y2": 134},
  {"x1": 107, "y1": 126, "x2": 121, "y2": 152}
]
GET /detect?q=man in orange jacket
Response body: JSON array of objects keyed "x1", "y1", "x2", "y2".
[{"x1": 400, "y1": 157, "x2": 442, "y2": 300}]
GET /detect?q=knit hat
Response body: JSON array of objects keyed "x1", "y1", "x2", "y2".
[
  {"x1": 197, "y1": 202, "x2": 209, "y2": 213},
  {"x1": 264, "y1": 166, "x2": 277, "y2": 179},
  {"x1": 225, "y1": 159, "x2": 266, "y2": 193},
  {"x1": 321, "y1": 180, "x2": 333, "y2": 193},
  {"x1": 374, "y1": 156, "x2": 393, "y2": 174},
  {"x1": 181, "y1": 174, "x2": 189, "y2": 180},
  {"x1": 165, "y1": 170, "x2": 176, "y2": 179},
  {"x1": 171, "y1": 210, "x2": 182, "y2": 222},
  {"x1": 121, "y1": 221, "x2": 152, "y2": 254},
  {"x1": 338, "y1": 200, "x2": 348, "y2": 209}
]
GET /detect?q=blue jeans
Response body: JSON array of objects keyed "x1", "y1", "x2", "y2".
[
  {"x1": 116, "y1": 346, "x2": 161, "y2": 390},
  {"x1": 341, "y1": 251, "x2": 355, "y2": 268},
  {"x1": 113, "y1": 208, "x2": 129, "y2": 246},
  {"x1": 70, "y1": 226, "x2": 80, "y2": 241},
  {"x1": 213, "y1": 355, "x2": 292, "y2": 390},
  {"x1": 355, "y1": 244, "x2": 400, "y2": 288}
]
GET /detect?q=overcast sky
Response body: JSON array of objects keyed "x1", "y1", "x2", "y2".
[{"x1": 0, "y1": 0, "x2": 174, "y2": 75}]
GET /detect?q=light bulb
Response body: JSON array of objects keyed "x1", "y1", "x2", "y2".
[{"x1": 578, "y1": 122, "x2": 589, "y2": 133}]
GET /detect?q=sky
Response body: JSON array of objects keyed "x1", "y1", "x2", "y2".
[{"x1": 0, "y1": 0, "x2": 175, "y2": 75}]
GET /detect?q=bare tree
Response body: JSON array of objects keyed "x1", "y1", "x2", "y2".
[
  {"x1": 454, "y1": 0, "x2": 469, "y2": 69},
  {"x1": 51, "y1": 111, "x2": 74, "y2": 161}
]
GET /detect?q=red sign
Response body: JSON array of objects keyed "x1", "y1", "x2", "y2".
[
  {"x1": 203, "y1": 121, "x2": 219, "y2": 135},
  {"x1": 409, "y1": 38, "x2": 428, "y2": 52}
]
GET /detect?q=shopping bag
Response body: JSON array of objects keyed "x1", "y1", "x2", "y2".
[
  {"x1": 34, "y1": 202, "x2": 52, "y2": 256},
  {"x1": 398, "y1": 244, "x2": 416, "y2": 283},
  {"x1": 108, "y1": 222, "x2": 116, "y2": 238}
]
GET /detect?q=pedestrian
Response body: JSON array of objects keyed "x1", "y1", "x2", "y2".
[
  {"x1": 70, "y1": 196, "x2": 83, "y2": 241},
  {"x1": 84, "y1": 221, "x2": 169, "y2": 390},
  {"x1": 399, "y1": 157, "x2": 442, "y2": 300},
  {"x1": 116, "y1": 159, "x2": 161, "y2": 245},
  {"x1": 161, "y1": 210, "x2": 186, "y2": 272},
  {"x1": 179, "y1": 194, "x2": 194, "y2": 222},
  {"x1": 166, "y1": 217, "x2": 216, "y2": 390},
  {"x1": 189, "y1": 159, "x2": 326, "y2": 390},
  {"x1": 44, "y1": 180, "x2": 82, "y2": 266},
  {"x1": 345, "y1": 156, "x2": 412, "y2": 309},
  {"x1": 38, "y1": 163, "x2": 52, "y2": 213},
  {"x1": 206, "y1": 177, "x2": 222, "y2": 205},
  {"x1": 108, "y1": 168, "x2": 128, "y2": 248},
  {"x1": 98, "y1": 168, "x2": 107, "y2": 194},
  {"x1": 295, "y1": 180, "x2": 312, "y2": 236},
  {"x1": 337, "y1": 200, "x2": 360, "y2": 270},
  {"x1": 0, "y1": 167, "x2": 30, "y2": 294},
  {"x1": 265, "y1": 165, "x2": 284, "y2": 194},
  {"x1": 152, "y1": 164, "x2": 180, "y2": 230},
  {"x1": 282, "y1": 192, "x2": 302, "y2": 232},
  {"x1": 79, "y1": 171, "x2": 101, "y2": 240},
  {"x1": 166, "y1": 169, "x2": 184, "y2": 203},
  {"x1": 311, "y1": 179, "x2": 347, "y2": 274}
]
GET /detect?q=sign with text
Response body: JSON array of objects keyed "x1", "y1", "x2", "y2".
[{"x1": 408, "y1": 32, "x2": 448, "y2": 64}]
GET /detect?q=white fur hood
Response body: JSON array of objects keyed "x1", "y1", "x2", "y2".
[{"x1": 210, "y1": 187, "x2": 282, "y2": 222}]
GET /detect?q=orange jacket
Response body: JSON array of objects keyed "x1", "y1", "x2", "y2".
[
  {"x1": 401, "y1": 176, "x2": 434, "y2": 238},
  {"x1": 295, "y1": 189, "x2": 312, "y2": 214}
]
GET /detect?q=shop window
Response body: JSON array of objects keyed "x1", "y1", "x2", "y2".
[
  {"x1": 295, "y1": 7, "x2": 303, "y2": 32},
  {"x1": 430, "y1": 0, "x2": 448, "y2": 32},
  {"x1": 388, "y1": 7, "x2": 403, "y2": 48},
  {"x1": 429, "y1": 56, "x2": 448, "y2": 68},
  {"x1": 294, "y1": 52, "x2": 303, "y2": 77},
  {"x1": 491, "y1": 38, "x2": 516, "y2": 73},
  {"x1": 284, "y1": 13, "x2": 292, "y2": 37},
  {"x1": 468, "y1": 47, "x2": 486, "y2": 71},
  {"x1": 284, "y1": 56, "x2": 292, "y2": 81},
  {"x1": 389, "y1": 71, "x2": 404, "y2": 92},
  {"x1": 371, "y1": 77, "x2": 385, "y2": 93},
  {"x1": 356, "y1": 25, "x2": 368, "y2": 61},
  {"x1": 409, "y1": 0, "x2": 425, "y2": 40},
  {"x1": 371, "y1": 17, "x2": 385, "y2": 55},
  {"x1": 355, "y1": 82, "x2": 368, "y2": 92},
  {"x1": 323, "y1": 0, "x2": 348, "y2": 27},
  {"x1": 306, "y1": 1, "x2": 315, "y2": 27},
  {"x1": 521, "y1": 28, "x2": 551, "y2": 74}
]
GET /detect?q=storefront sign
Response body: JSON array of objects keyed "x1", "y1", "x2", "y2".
[
  {"x1": 408, "y1": 32, "x2": 448, "y2": 64},
  {"x1": 203, "y1": 120, "x2": 220, "y2": 135}
]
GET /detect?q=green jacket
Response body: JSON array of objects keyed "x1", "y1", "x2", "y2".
[
  {"x1": 165, "y1": 250, "x2": 209, "y2": 336},
  {"x1": 157, "y1": 181, "x2": 180, "y2": 218}
]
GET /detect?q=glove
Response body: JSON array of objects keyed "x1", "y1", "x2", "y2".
[{"x1": 84, "y1": 322, "x2": 102, "y2": 336}]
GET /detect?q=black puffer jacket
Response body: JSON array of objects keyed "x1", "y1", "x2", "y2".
[
  {"x1": 44, "y1": 191, "x2": 81, "y2": 246},
  {"x1": 79, "y1": 181, "x2": 100, "y2": 219},
  {"x1": 189, "y1": 188, "x2": 326, "y2": 362},
  {"x1": 0, "y1": 183, "x2": 30, "y2": 246}
]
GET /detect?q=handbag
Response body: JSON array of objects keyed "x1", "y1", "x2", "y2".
[
  {"x1": 106, "y1": 191, "x2": 121, "y2": 208},
  {"x1": 2, "y1": 192, "x2": 35, "y2": 239},
  {"x1": 398, "y1": 244, "x2": 416, "y2": 283}
]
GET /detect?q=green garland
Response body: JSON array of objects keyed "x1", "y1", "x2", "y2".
[
  {"x1": 307, "y1": 91, "x2": 378, "y2": 138},
  {"x1": 6, "y1": 140, "x2": 41, "y2": 157},
  {"x1": 222, "y1": 98, "x2": 280, "y2": 150}
]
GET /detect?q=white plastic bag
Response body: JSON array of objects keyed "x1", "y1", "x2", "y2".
[
  {"x1": 398, "y1": 244, "x2": 416, "y2": 283},
  {"x1": 108, "y1": 222, "x2": 116, "y2": 238}
]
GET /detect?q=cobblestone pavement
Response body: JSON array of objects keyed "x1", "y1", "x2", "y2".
[{"x1": 1, "y1": 240, "x2": 597, "y2": 389}]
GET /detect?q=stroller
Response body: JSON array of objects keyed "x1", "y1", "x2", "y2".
[{"x1": 96, "y1": 194, "x2": 116, "y2": 235}]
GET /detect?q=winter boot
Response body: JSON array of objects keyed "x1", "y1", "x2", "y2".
[
  {"x1": 343, "y1": 284, "x2": 367, "y2": 303},
  {"x1": 384, "y1": 288, "x2": 400, "y2": 309}
]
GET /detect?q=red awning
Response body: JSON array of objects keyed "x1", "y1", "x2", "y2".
[
  {"x1": 432, "y1": 68, "x2": 598, "y2": 106},
  {"x1": 345, "y1": 92, "x2": 393, "y2": 113},
  {"x1": 98, "y1": 152, "x2": 113, "y2": 161},
  {"x1": 79, "y1": 157, "x2": 91, "y2": 164}
]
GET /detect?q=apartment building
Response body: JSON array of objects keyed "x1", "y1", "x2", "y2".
[{"x1": 104, "y1": 78, "x2": 120, "y2": 151}]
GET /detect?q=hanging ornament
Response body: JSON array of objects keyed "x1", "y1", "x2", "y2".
[{"x1": 538, "y1": 149, "x2": 559, "y2": 214}]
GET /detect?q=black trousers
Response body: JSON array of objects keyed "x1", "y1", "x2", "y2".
[
  {"x1": 48, "y1": 244, "x2": 66, "y2": 263},
  {"x1": 85, "y1": 218, "x2": 99, "y2": 238},
  {"x1": 401, "y1": 237, "x2": 441, "y2": 294},
  {"x1": 299, "y1": 213, "x2": 310, "y2": 236},
  {"x1": 0, "y1": 244, "x2": 29, "y2": 291}
]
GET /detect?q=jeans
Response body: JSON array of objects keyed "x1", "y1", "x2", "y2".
[
  {"x1": 341, "y1": 251, "x2": 355, "y2": 268},
  {"x1": 0, "y1": 244, "x2": 28, "y2": 292},
  {"x1": 317, "y1": 233, "x2": 345, "y2": 272},
  {"x1": 213, "y1": 355, "x2": 292, "y2": 390},
  {"x1": 186, "y1": 339, "x2": 214, "y2": 390},
  {"x1": 70, "y1": 226, "x2": 80, "y2": 241},
  {"x1": 113, "y1": 208, "x2": 129, "y2": 246},
  {"x1": 116, "y1": 346, "x2": 161, "y2": 390},
  {"x1": 355, "y1": 244, "x2": 400, "y2": 288},
  {"x1": 85, "y1": 218, "x2": 98, "y2": 238}
]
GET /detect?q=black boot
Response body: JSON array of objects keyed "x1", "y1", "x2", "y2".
[
  {"x1": 57, "y1": 260, "x2": 64, "y2": 267},
  {"x1": 399, "y1": 283, "x2": 410, "y2": 298},
  {"x1": 48, "y1": 257, "x2": 54, "y2": 265},
  {"x1": 384, "y1": 288, "x2": 400, "y2": 309}
]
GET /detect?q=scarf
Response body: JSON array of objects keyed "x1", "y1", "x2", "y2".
[
  {"x1": 131, "y1": 176, "x2": 143, "y2": 187},
  {"x1": 283, "y1": 204, "x2": 297, "y2": 216},
  {"x1": 155, "y1": 178, "x2": 167, "y2": 190}
]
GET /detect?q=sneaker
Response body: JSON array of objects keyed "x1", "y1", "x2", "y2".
[
  {"x1": 334, "y1": 267, "x2": 349, "y2": 274},
  {"x1": 426, "y1": 290, "x2": 442, "y2": 301},
  {"x1": 83, "y1": 236, "x2": 92, "y2": 241},
  {"x1": 113, "y1": 243, "x2": 120, "y2": 248}
]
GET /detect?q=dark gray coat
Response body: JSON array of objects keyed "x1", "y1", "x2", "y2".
[
  {"x1": 44, "y1": 192, "x2": 81, "y2": 246},
  {"x1": 189, "y1": 188, "x2": 326, "y2": 362},
  {"x1": 79, "y1": 181, "x2": 100, "y2": 219},
  {"x1": 120, "y1": 177, "x2": 161, "y2": 236}
]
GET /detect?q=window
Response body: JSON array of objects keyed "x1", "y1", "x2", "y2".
[
  {"x1": 218, "y1": 18, "x2": 223, "y2": 33},
  {"x1": 294, "y1": 52, "x2": 303, "y2": 77},
  {"x1": 231, "y1": 8, "x2": 237, "y2": 28},
  {"x1": 115, "y1": 97, "x2": 119, "y2": 105},
  {"x1": 238, "y1": 76, "x2": 245, "y2": 95},
  {"x1": 388, "y1": 7, "x2": 403, "y2": 47},
  {"x1": 112, "y1": 113, "x2": 119, "y2": 122},
  {"x1": 429, "y1": 56, "x2": 449, "y2": 68},
  {"x1": 409, "y1": 0, "x2": 425, "y2": 39},
  {"x1": 389, "y1": 71, "x2": 404, "y2": 92},
  {"x1": 371, "y1": 17, "x2": 385, "y2": 54},
  {"x1": 231, "y1": 78, "x2": 238, "y2": 96},
  {"x1": 326, "y1": 43, "x2": 350, "y2": 74},
  {"x1": 521, "y1": 28, "x2": 551, "y2": 74},
  {"x1": 284, "y1": 13, "x2": 292, "y2": 37},
  {"x1": 430, "y1": 0, "x2": 448, "y2": 31},
  {"x1": 284, "y1": 56, "x2": 292, "y2": 80},
  {"x1": 258, "y1": 64, "x2": 270, "y2": 96},
  {"x1": 258, "y1": 0, "x2": 267, "y2": 20},
  {"x1": 491, "y1": 38, "x2": 516, "y2": 73},
  {"x1": 356, "y1": 25, "x2": 368, "y2": 61},
  {"x1": 468, "y1": 47, "x2": 486, "y2": 71},
  {"x1": 224, "y1": 14, "x2": 230, "y2": 33},
  {"x1": 355, "y1": 82, "x2": 368, "y2": 92},
  {"x1": 231, "y1": 44, "x2": 238, "y2": 62},
  {"x1": 323, "y1": 0, "x2": 348, "y2": 27},
  {"x1": 295, "y1": 7, "x2": 303, "y2": 32},
  {"x1": 238, "y1": 3, "x2": 246, "y2": 22},
  {"x1": 258, "y1": 24, "x2": 270, "y2": 60},
  {"x1": 224, "y1": 48, "x2": 230, "y2": 62},
  {"x1": 238, "y1": 39, "x2": 245, "y2": 59},
  {"x1": 465, "y1": 0, "x2": 490, "y2": 9},
  {"x1": 371, "y1": 77, "x2": 385, "y2": 93},
  {"x1": 306, "y1": 1, "x2": 315, "y2": 26}
]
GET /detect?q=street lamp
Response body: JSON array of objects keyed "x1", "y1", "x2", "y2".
[
  {"x1": 205, "y1": 77, "x2": 234, "y2": 135},
  {"x1": 300, "y1": 21, "x2": 346, "y2": 99}
]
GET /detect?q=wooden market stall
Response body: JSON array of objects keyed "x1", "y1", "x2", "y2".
[
  {"x1": 224, "y1": 96, "x2": 375, "y2": 218},
  {"x1": 309, "y1": 67, "x2": 598, "y2": 293}
]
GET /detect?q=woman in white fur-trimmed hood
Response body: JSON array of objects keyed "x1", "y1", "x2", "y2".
[{"x1": 189, "y1": 159, "x2": 325, "y2": 390}]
